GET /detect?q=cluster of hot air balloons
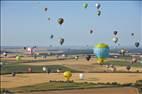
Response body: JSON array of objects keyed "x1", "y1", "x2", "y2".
[
  {"x1": 83, "y1": 3, "x2": 101, "y2": 16},
  {"x1": 112, "y1": 31, "x2": 119, "y2": 44},
  {"x1": 24, "y1": 46, "x2": 37, "y2": 55}
]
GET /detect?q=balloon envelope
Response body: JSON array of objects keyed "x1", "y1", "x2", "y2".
[
  {"x1": 57, "y1": 18, "x2": 64, "y2": 25},
  {"x1": 97, "y1": 10, "x2": 101, "y2": 16},
  {"x1": 93, "y1": 43, "x2": 109, "y2": 63},
  {"x1": 16, "y1": 56, "x2": 21, "y2": 62},
  {"x1": 64, "y1": 71, "x2": 72, "y2": 81},
  {"x1": 96, "y1": 3, "x2": 101, "y2": 9},
  {"x1": 112, "y1": 37, "x2": 118, "y2": 43},
  {"x1": 113, "y1": 31, "x2": 118, "y2": 35},
  {"x1": 83, "y1": 3, "x2": 88, "y2": 8},
  {"x1": 135, "y1": 42, "x2": 140, "y2": 48}
]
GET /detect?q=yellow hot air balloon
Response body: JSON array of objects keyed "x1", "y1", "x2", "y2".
[
  {"x1": 96, "y1": 58, "x2": 104, "y2": 64},
  {"x1": 64, "y1": 71, "x2": 72, "y2": 81},
  {"x1": 16, "y1": 55, "x2": 21, "y2": 62}
]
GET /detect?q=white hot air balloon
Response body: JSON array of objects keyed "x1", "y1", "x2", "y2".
[
  {"x1": 96, "y1": 3, "x2": 101, "y2": 9},
  {"x1": 79, "y1": 73, "x2": 84, "y2": 80},
  {"x1": 42, "y1": 66, "x2": 47, "y2": 72},
  {"x1": 112, "y1": 37, "x2": 118, "y2": 43}
]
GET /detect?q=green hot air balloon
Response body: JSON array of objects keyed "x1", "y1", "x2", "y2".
[
  {"x1": 16, "y1": 55, "x2": 21, "y2": 62},
  {"x1": 83, "y1": 3, "x2": 88, "y2": 8},
  {"x1": 93, "y1": 43, "x2": 109, "y2": 64}
]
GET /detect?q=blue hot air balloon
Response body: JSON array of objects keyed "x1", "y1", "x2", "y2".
[{"x1": 93, "y1": 43, "x2": 109, "y2": 64}]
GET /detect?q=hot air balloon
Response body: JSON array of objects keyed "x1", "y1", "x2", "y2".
[
  {"x1": 3, "y1": 52, "x2": 7, "y2": 57},
  {"x1": 112, "y1": 37, "x2": 118, "y2": 43},
  {"x1": 90, "y1": 30, "x2": 93, "y2": 34},
  {"x1": 120, "y1": 49, "x2": 126, "y2": 56},
  {"x1": 50, "y1": 34, "x2": 54, "y2": 39},
  {"x1": 135, "y1": 42, "x2": 140, "y2": 48},
  {"x1": 96, "y1": 3, "x2": 101, "y2": 9},
  {"x1": 79, "y1": 73, "x2": 84, "y2": 80},
  {"x1": 64, "y1": 71, "x2": 72, "y2": 81},
  {"x1": 97, "y1": 10, "x2": 101, "y2": 16},
  {"x1": 57, "y1": 18, "x2": 64, "y2": 25},
  {"x1": 113, "y1": 31, "x2": 118, "y2": 35},
  {"x1": 93, "y1": 43, "x2": 109, "y2": 64},
  {"x1": 126, "y1": 65, "x2": 131, "y2": 71},
  {"x1": 131, "y1": 33, "x2": 134, "y2": 36},
  {"x1": 28, "y1": 67, "x2": 32, "y2": 73},
  {"x1": 75, "y1": 56, "x2": 79, "y2": 60},
  {"x1": 48, "y1": 17, "x2": 50, "y2": 21},
  {"x1": 24, "y1": 47, "x2": 27, "y2": 50},
  {"x1": 83, "y1": 3, "x2": 88, "y2": 8},
  {"x1": 44, "y1": 8, "x2": 47, "y2": 11},
  {"x1": 42, "y1": 66, "x2": 47, "y2": 72},
  {"x1": 59, "y1": 38, "x2": 64, "y2": 45},
  {"x1": 16, "y1": 55, "x2": 21, "y2": 62},
  {"x1": 12, "y1": 72, "x2": 16, "y2": 77},
  {"x1": 131, "y1": 58, "x2": 137, "y2": 64},
  {"x1": 86, "y1": 55, "x2": 91, "y2": 61}
]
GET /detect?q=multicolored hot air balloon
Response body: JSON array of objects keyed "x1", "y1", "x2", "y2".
[
  {"x1": 64, "y1": 71, "x2": 72, "y2": 81},
  {"x1": 93, "y1": 43, "x2": 109, "y2": 64}
]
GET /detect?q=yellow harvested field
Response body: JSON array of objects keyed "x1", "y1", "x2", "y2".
[
  {"x1": 1, "y1": 73, "x2": 142, "y2": 88},
  {"x1": 24, "y1": 87, "x2": 139, "y2": 94}
]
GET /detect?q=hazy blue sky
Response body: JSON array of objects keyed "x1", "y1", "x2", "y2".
[{"x1": 1, "y1": 1, "x2": 142, "y2": 48}]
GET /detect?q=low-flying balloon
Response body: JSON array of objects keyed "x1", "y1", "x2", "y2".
[
  {"x1": 79, "y1": 73, "x2": 84, "y2": 80},
  {"x1": 94, "y1": 43, "x2": 109, "y2": 64},
  {"x1": 97, "y1": 10, "x2": 101, "y2": 16},
  {"x1": 96, "y1": 3, "x2": 101, "y2": 9},
  {"x1": 3, "y1": 52, "x2": 7, "y2": 57},
  {"x1": 120, "y1": 49, "x2": 126, "y2": 56},
  {"x1": 135, "y1": 42, "x2": 140, "y2": 48},
  {"x1": 64, "y1": 71, "x2": 72, "y2": 81},
  {"x1": 131, "y1": 58, "x2": 137, "y2": 64},
  {"x1": 57, "y1": 18, "x2": 64, "y2": 25},
  {"x1": 59, "y1": 38, "x2": 64, "y2": 45},
  {"x1": 42, "y1": 66, "x2": 47, "y2": 72},
  {"x1": 24, "y1": 47, "x2": 27, "y2": 50},
  {"x1": 16, "y1": 55, "x2": 21, "y2": 62},
  {"x1": 126, "y1": 65, "x2": 131, "y2": 71},
  {"x1": 83, "y1": 3, "x2": 88, "y2": 8},
  {"x1": 86, "y1": 55, "x2": 91, "y2": 61},
  {"x1": 112, "y1": 37, "x2": 118, "y2": 43}
]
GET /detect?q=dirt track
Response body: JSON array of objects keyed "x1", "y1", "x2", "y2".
[
  {"x1": 23, "y1": 87, "x2": 139, "y2": 94},
  {"x1": 1, "y1": 73, "x2": 142, "y2": 88}
]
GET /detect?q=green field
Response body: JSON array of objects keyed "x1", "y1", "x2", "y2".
[{"x1": 0, "y1": 63, "x2": 80, "y2": 75}]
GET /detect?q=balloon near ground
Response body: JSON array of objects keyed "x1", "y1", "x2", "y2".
[
  {"x1": 16, "y1": 55, "x2": 21, "y2": 62},
  {"x1": 93, "y1": 43, "x2": 109, "y2": 64},
  {"x1": 64, "y1": 71, "x2": 72, "y2": 81}
]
